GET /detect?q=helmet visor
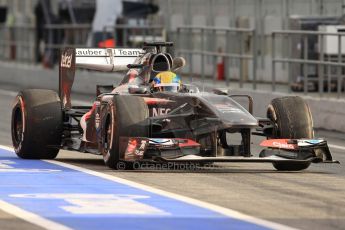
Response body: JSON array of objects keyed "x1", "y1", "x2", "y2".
[
  {"x1": 162, "y1": 86, "x2": 179, "y2": 92},
  {"x1": 154, "y1": 83, "x2": 180, "y2": 92}
]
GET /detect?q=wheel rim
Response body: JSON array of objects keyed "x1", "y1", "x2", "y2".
[
  {"x1": 267, "y1": 105, "x2": 279, "y2": 138},
  {"x1": 13, "y1": 107, "x2": 24, "y2": 145},
  {"x1": 104, "y1": 117, "x2": 112, "y2": 151}
]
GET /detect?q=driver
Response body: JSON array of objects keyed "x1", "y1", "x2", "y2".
[{"x1": 151, "y1": 71, "x2": 182, "y2": 92}]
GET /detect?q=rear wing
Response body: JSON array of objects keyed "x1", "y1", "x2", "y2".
[
  {"x1": 75, "y1": 48, "x2": 144, "y2": 71},
  {"x1": 59, "y1": 48, "x2": 144, "y2": 109}
]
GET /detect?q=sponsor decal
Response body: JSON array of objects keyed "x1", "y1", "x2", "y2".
[
  {"x1": 143, "y1": 97, "x2": 173, "y2": 105},
  {"x1": 149, "y1": 139, "x2": 175, "y2": 145},
  {"x1": 272, "y1": 141, "x2": 295, "y2": 149},
  {"x1": 95, "y1": 113, "x2": 100, "y2": 129},
  {"x1": 149, "y1": 139, "x2": 174, "y2": 144},
  {"x1": 214, "y1": 104, "x2": 244, "y2": 113},
  {"x1": 297, "y1": 139, "x2": 325, "y2": 147},
  {"x1": 152, "y1": 108, "x2": 171, "y2": 116},
  {"x1": 260, "y1": 139, "x2": 297, "y2": 150},
  {"x1": 126, "y1": 139, "x2": 138, "y2": 155},
  {"x1": 175, "y1": 138, "x2": 201, "y2": 148},
  {"x1": 124, "y1": 138, "x2": 148, "y2": 160},
  {"x1": 148, "y1": 139, "x2": 177, "y2": 148},
  {"x1": 94, "y1": 101, "x2": 101, "y2": 129},
  {"x1": 61, "y1": 53, "x2": 73, "y2": 68},
  {"x1": 138, "y1": 140, "x2": 147, "y2": 155},
  {"x1": 114, "y1": 49, "x2": 142, "y2": 57},
  {"x1": 76, "y1": 48, "x2": 143, "y2": 57},
  {"x1": 76, "y1": 49, "x2": 106, "y2": 56}
]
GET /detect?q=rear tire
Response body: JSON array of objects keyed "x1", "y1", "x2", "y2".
[
  {"x1": 267, "y1": 96, "x2": 313, "y2": 171},
  {"x1": 11, "y1": 89, "x2": 62, "y2": 159},
  {"x1": 101, "y1": 96, "x2": 149, "y2": 169}
]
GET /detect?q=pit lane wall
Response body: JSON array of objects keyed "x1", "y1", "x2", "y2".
[{"x1": 0, "y1": 61, "x2": 344, "y2": 133}]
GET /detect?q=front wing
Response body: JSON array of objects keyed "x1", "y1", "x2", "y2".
[{"x1": 120, "y1": 137, "x2": 339, "y2": 164}]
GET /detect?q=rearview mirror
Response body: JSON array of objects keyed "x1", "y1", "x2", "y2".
[
  {"x1": 128, "y1": 85, "x2": 149, "y2": 94},
  {"x1": 172, "y1": 57, "x2": 186, "y2": 71}
]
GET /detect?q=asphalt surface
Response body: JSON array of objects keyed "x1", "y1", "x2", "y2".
[{"x1": 0, "y1": 85, "x2": 345, "y2": 230}]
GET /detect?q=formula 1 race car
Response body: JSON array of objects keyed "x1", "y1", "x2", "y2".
[{"x1": 11, "y1": 42, "x2": 338, "y2": 171}]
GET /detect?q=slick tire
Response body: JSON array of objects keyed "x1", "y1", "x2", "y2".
[
  {"x1": 267, "y1": 96, "x2": 314, "y2": 139},
  {"x1": 101, "y1": 96, "x2": 149, "y2": 170},
  {"x1": 260, "y1": 149, "x2": 312, "y2": 171},
  {"x1": 267, "y1": 96, "x2": 313, "y2": 171},
  {"x1": 273, "y1": 161, "x2": 311, "y2": 171},
  {"x1": 11, "y1": 89, "x2": 63, "y2": 159}
]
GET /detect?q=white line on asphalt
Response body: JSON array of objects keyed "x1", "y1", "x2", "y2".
[
  {"x1": 329, "y1": 144, "x2": 345, "y2": 151},
  {"x1": 48, "y1": 164, "x2": 299, "y2": 230},
  {"x1": 4, "y1": 143, "x2": 345, "y2": 229},
  {"x1": 0, "y1": 200, "x2": 72, "y2": 230},
  {"x1": 0, "y1": 145, "x2": 297, "y2": 230},
  {"x1": 0, "y1": 145, "x2": 14, "y2": 152},
  {"x1": 0, "y1": 146, "x2": 73, "y2": 230},
  {"x1": 0, "y1": 89, "x2": 18, "y2": 97},
  {"x1": 46, "y1": 161, "x2": 299, "y2": 230}
]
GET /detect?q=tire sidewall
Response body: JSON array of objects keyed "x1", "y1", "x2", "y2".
[
  {"x1": 101, "y1": 101, "x2": 120, "y2": 167},
  {"x1": 11, "y1": 95, "x2": 27, "y2": 155}
]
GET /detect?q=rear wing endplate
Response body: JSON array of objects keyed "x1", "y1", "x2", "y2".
[{"x1": 59, "y1": 47, "x2": 144, "y2": 109}]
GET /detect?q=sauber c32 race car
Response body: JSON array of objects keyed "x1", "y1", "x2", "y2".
[{"x1": 11, "y1": 42, "x2": 339, "y2": 170}]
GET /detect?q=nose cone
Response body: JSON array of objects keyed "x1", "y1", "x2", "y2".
[
  {"x1": 214, "y1": 104, "x2": 258, "y2": 127},
  {"x1": 201, "y1": 94, "x2": 258, "y2": 128}
]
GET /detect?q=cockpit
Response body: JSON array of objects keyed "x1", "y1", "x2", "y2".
[
  {"x1": 120, "y1": 50, "x2": 185, "y2": 86},
  {"x1": 114, "y1": 42, "x2": 202, "y2": 94}
]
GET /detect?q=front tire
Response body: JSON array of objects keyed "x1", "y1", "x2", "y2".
[
  {"x1": 11, "y1": 89, "x2": 63, "y2": 159},
  {"x1": 267, "y1": 96, "x2": 314, "y2": 139},
  {"x1": 267, "y1": 96, "x2": 313, "y2": 171},
  {"x1": 272, "y1": 161, "x2": 311, "y2": 171},
  {"x1": 100, "y1": 96, "x2": 149, "y2": 169}
]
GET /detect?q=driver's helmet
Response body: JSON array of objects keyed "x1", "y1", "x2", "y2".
[{"x1": 152, "y1": 71, "x2": 181, "y2": 92}]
